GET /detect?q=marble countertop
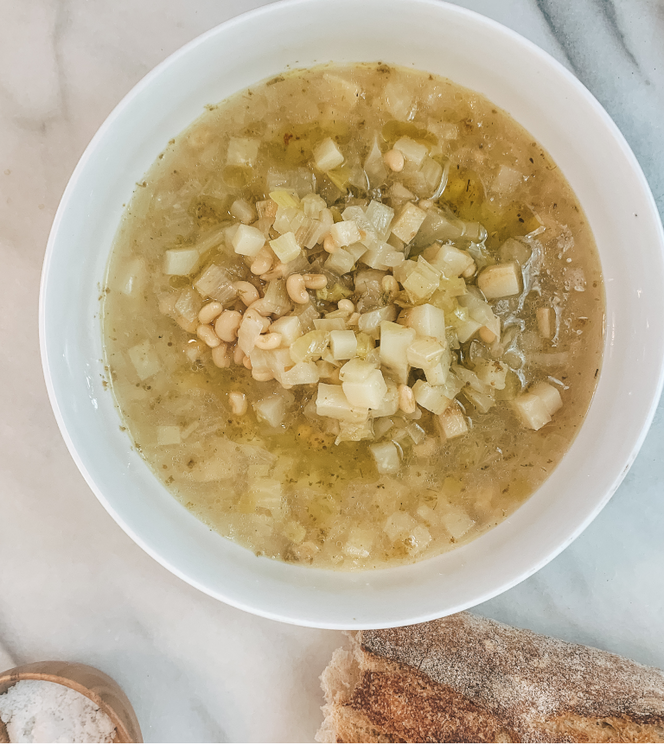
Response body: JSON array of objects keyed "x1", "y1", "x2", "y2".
[{"x1": 1, "y1": 0, "x2": 663, "y2": 741}]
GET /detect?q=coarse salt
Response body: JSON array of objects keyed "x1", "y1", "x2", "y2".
[{"x1": 0, "y1": 679, "x2": 116, "y2": 744}]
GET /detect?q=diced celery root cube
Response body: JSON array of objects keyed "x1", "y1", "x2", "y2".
[
  {"x1": 391, "y1": 202, "x2": 427, "y2": 243},
  {"x1": 513, "y1": 392, "x2": 551, "y2": 431},
  {"x1": 342, "y1": 369, "x2": 387, "y2": 409},
  {"x1": 384, "y1": 511, "x2": 418, "y2": 541},
  {"x1": 313, "y1": 137, "x2": 345, "y2": 171},
  {"x1": 478, "y1": 262, "x2": 522, "y2": 299},
  {"x1": 330, "y1": 330, "x2": 357, "y2": 360},
  {"x1": 530, "y1": 381, "x2": 563, "y2": 415},
  {"x1": 438, "y1": 405, "x2": 468, "y2": 440},
  {"x1": 163, "y1": 248, "x2": 200, "y2": 276},
  {"x1": 370, "y1": 441, "x2": 401, "y2": 475},
  {"x1": 537, "y1": 307, "x2": 556, "y2": 339},
  {"x1": 412, "y1": 380, "x2": 452, "y2": 415},
  {"x1": 232, "y1": 224, "x2": 266, "y2": 256}
]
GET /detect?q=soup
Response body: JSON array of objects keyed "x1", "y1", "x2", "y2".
[{"x1": 102, "y1": 63, "x2": 604, "y2": 570}]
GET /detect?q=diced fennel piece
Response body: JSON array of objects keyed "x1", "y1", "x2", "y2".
[
  {"x1": 316, "y1": 383, "x2": 368, "y2": 423},
  {"x1": 478, "y1": 262, "x2": 522, "y2": 300},
  {"x1": 290, "y1": 330, "x2": 329, "y2": 364},
  {"x1": 174, "y1": 287, "x2": 203, "y2": 325},
  {"x1": 274, "y1": 206, "x2": 306, "y2": 235},
  {"x1": 407, "y1": 337, "x2": 445, "y2": 368},
  {"x1": 419, "y1": 156, "x2": 444, "y2": 195},
  {"x1": 530, "y1": 381, "x2": 563, "y2": 415},
  {"x1": 293, "y1": 301, "x2": 320, "y2": 333},
  {"x1": 280, "y1": 361, "x2": 320, "y2": 387},
  {"x1": 262, "y1": 280, "x2": 291, "y2": 317},
  {"x1": 253, "y1": 393, "x2": 289, "y2": 428},
  {"x1": 227, "y1": 137, "x2": 259, "y2": 167},
  {"x1": 325, "y1": 247, "x2": 355, "y2": 275},
  {"x1": 194, "y1": 264, "x2": 238, "y2": 304},
  {"x1": 358, "y1": 305, "x2": 397, "y2": 338},
  {"x1": 232, "y1": 224, "x2": 266, "y2": 257},
  {"x1": 474, "y1": 359, "x2": 508, "y2": 390},
  {"x1": 393, "y1": 136, "x2": 428, "y2": 166},
  {"x1": 402, "y1": 257, "x2": 441, "y2": 303},
  {"x1": 384, "y1": 511, "x2": 418, "y2": 541},
  {"x1": 270, "y1": 231, "x2": 301, "y2": 263},
  {"x1": 269, "y1": 190, "x2": 301, "y2": 209},
  {"x1": 462, "y1": 385, "x2": 495, "y2": 414},
  {"x1": 424, "y1": 362, "x2": 449, "y2": 386},
  {"x1": 374, "y1": 417, "x2": 394, "y2": 439},
  {"x1": 537, "y1": 307, "x2": 556, "y2": 339},
  {"x1": 156, "y1": 425, "x2": 181, "y2": 446},
  {"x1": 344, "y1": 528, "x2": 374, "y2": 559},
  {"x1": 380, "y1": 321, "x2": 416, "y2": 384},
  {"x1": 362, "y1": 243, "x2": 404, "y2": 271},
  {"x1": 459, "y1": 292, "x2": 501, "y2": 339},
  {"x1": 128, "y1": 340, "x2": 161, "y2": 381},
  {"x1": 370, "y1": 441, "x2": 401, "y2": 475},
  {"x1": 451, "y1": 307, "x2": 482, "y2": 343},
  {"x1": 238, "y1": 311, "x2": 266, "y2": 355},
  {"x1": 513, "y1": 391, "x2": 551, "y2": 430},
  {"x1": 371, "y1": 380, "x2": 400, "y2": 417},
  {"x1": 406, "y1": 422, "x2": 426, "y2": 445},
  {"x1": 343, "y1": 368, "x2": 387, "y2": 409},
  {"x1": 365, "y1": 200, "x2": 395, "y2": 240},
  {"x1": 230, "y1": 198, "x2": 256, "y2": 224},
  {"x1": 438, "y1": 404, "x2": 468, "y2": 440},
  {"x1": 422, "y1": 243, "x2": 474, "y2": 277},
  {"x1": 301, "y1": 192, "x2": 327, "y2": 217},
  {"x1": 163, "y1": 247, "x2": 200, "y2": 276},
  {"x1": 313, "y1": 137, "x2": 345, "y2": 171},
  {"x1": 330, "y1": 330, "x2": 357, "y2": 360},
  {"x1": 412, "y1": 380, "x2": 452, "y2": 415},
  {"x1": 404, "y1": 303, "x2": 446, "y2": 342},
  {"x1": 391, "y1": 202, "x2": 427, "y2": 243},
  {"x1": 247, "y1": 478, "x2": 284, "y2": 518},
  {"x1": 269, "y1": 315, "x2": 303, "y2": 347}
]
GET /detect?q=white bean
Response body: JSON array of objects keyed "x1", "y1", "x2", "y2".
[
  {"x1": 303, "y1": 273, "x2": 328, "y2": 290},
  {"x1": 338, "y1": 299, "x2": 355, "y2": 314},
  {"x1": 197, "y1": 301, "x2": 224, "y2": 325},
  {"x1": 243, "y1": 355, "x2": 252, "y2": 370},
  {"x1": 211, "y1": 343, "x2": 231, "y2": 368},
  {"x1": 323, "y1": 235, "x2": 338, "y2": 254},
  {"x1": 254, "y1": 332, "x2": 282, "y2": 350},
  {"x1": 214, "y1": 310, "x2": 242, "y2": 342},
  {"x1": 398, "y1": 384, "x2": 416, "y2": 414},
  {"x1": 261, "y1": 262, "x2": 287, "y2": 281},
  {"x1": 286, "y1": 274, "x2": 309, "y2": 304},
  {"x1": 196, "y1": 324, "x2": 221, "y2": 348},
  {"x1": 461, "y1": 260, "x2": 477, "y2": 279},
  {"x1": 252, "y1": 370, "x2": 274, "y2": 382},
  {"x1": 246, "y1": 298, "x2": 273, "y2": 317},
  {"x1": 228, "y1": 391, "x2": 248, "y2": 415},
  {"x1": 383, "y1": 149, "x2": 405, "y2": 172},
  {"x1": 232, "y1": 344, "x2": 245, "y2": 366},
  {"x1": 381, "y1": 274, "x2": 400, "y2": 297},
  {"x1": 250, "y1": 246, "x2": 274, "y2": 275},
  {"x1": 233, "y1": 281, "x2": 260, "y2": 306}
]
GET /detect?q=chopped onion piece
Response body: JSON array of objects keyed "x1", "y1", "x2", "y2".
[
  {"x1": 263, "y1": 279, "x2": 292, "y2": 317},
  {"x1": 370, "y1": 442, "x2": 401, "y2": 475},
  {"x1": 474, "y1": 359, "x2": 508, "y2": 390},
  {"x1": 269, "y1": 190, "x2": 301, "y2": 208},
  {"x1": 344, "y1": 527, "x2": 374, "y2": 558},
  {"x1": 290, "y1": 330, "x2": 329, "y2": 364},
  {"x1": 364, "y1": 138, "x2": 388, "y2": 189},
  {"x1": 301, "y1": 193, "x2": 327, "y2": 217},
  {"x1": 330, "y1": 220, "x2": 362, "y2": 247},
  {"x1": 336, "y1": 419, "x2": 374, "y2": 445}
]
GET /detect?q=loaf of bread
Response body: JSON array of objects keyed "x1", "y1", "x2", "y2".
[{"x1": 317, "y1": 612, "x2": 664, "y2": 743}]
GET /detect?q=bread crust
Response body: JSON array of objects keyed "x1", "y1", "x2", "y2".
[{"x1": 317, "y1": 612, "x2": 664, "y2": 743}]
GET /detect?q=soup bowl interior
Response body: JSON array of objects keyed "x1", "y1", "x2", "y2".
[{"x1": 40, "y1": 0, "x2": 664, "y2": 628}]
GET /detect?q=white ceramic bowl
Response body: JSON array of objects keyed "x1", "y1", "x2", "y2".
[{"x1": 40, "y1": 0, "x2": 664, "y2": 629}]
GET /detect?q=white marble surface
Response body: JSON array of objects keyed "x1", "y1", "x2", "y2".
[{"x1": 1, "y1": 0, "x2": 663, "y2": 741}]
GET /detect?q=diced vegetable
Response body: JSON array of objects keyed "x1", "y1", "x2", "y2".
[
  {"x1": 423, "y1": 243, "x2": 474, "y2": 277},
  {"x1": 330, "y1": 220, "x2": 362, "y2": 247},
  {"x1": 330, "y1": 330, "x2": 357, "y2": 360},
  {"x1": 393, "y1": 137, "x2": 428, "y2": 166},
  {"x1": 370, "y1": 442, "x2": 401, "y2": 475},
  {"x1": 157, "y1": 425, "x2": 181, "y2": 446},
  {"x1": 365, "y1": 200, "x2": 394, "y2": 240},
  {"x1": 280, "y1": 361, "x2": 320, "y2": 387},
  {"x1": 412, "y1": 380, "x2": 451, "y2": 415},
  {"x1": 474, "y1": 359, "x2": 508, "y2": 390},
  {"x1": 270, "y1": 232, "x2": 301, "y2": 263},
  {"x1": 407, "y1": 337, "x2": 445, "y2": 368},
  {"x1": 269, "y1": 315, "x2": 303, "y2": 347},
  {"x1": 537, "y1": 307, "x2": 556, "y2": 339},
  {"x1": 343, "y1": 368, "x2": 387, "y2": 409},
  {"x1": 232, "y1": 224, "x2": 266, "y2": 256},
  {"x1": 313, "y1": 137, "x2": 345, "y2": 171},
  {"x1": 253, "y1": 393, "x2": 289, "y2": 428},
  {"x1": 230, "y1": 198, "x2": 256, "y2": 224},
  {"x1": 384, "y1": 511, "x2": 418, "y2": 541},
  {"x1": 194, "y1": 264, "x2": 238, "y2": 304},
  {"x1": 227, "y1": 137, "x2": 259, "y2": 167},
  {"x1": 316, "y1": 383, "x2": 368, "y2": 422},
  {"x1": 442, "y1": 508, "x2": 475, "y2": 540},
  {"x1": 513, "y1": 392, "x2": 551, "y2": 431},
  {"x1": 314, "y1": 318, "x2": 346, "y2": 332},
  {"x1": 402, "y1": 257, "x2": 441, "y2": 303},
  {"x1": 358, "y1": 306, "x2": 397, "y2": 338},
  {"x1": 530, "y1": 381, "x2": 563, "y2": 415},
  {"x1": 478, "y1": 262, "x2": 522, "y2": 299},
  {"x1": 380, "y1": 321, "x2": 415, "y2": 384},
  {"x1": 344, "y1": 528, "x2": 374, "y2": 558},
  {"x1": 163, "y1": 248, "x2": 200, "y2": 276},
  {"x1": 438, "y1": 404, "x2": 468, "y2": 440},
  {"x1": 391, "y1": 202, "x2": 427, "y2": 243},
  {"x1": 128, "y1": 340, "x2": 161, "y2": 381},
  {"x1": 404, "y1": 303, "x2": 446, "y2": 342}
]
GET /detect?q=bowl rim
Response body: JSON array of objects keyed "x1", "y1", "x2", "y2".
[{"x1": 39, "y1": 0, "x2": 664, "y2": 628}]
